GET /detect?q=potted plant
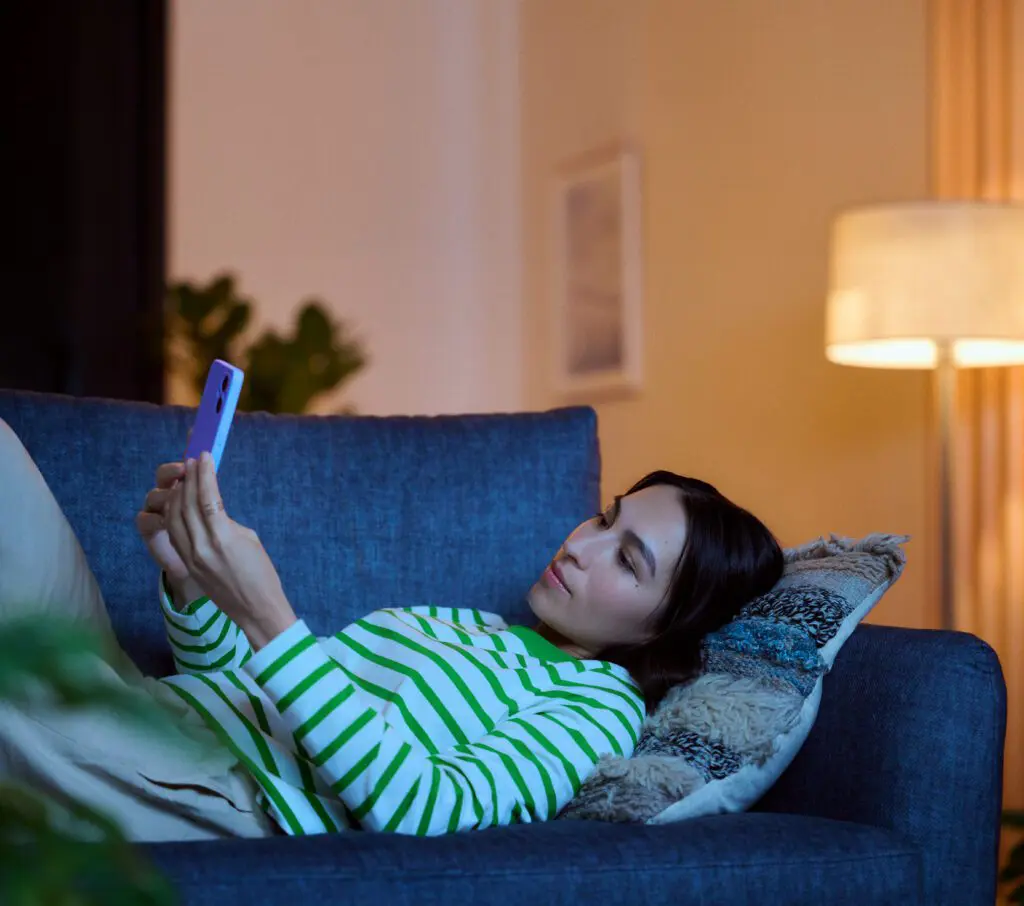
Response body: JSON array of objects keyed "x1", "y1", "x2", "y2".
[{"x1": 166, "y1": 273, "x2": 368, "y2": 414}]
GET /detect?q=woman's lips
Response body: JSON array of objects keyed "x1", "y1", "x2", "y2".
[{"x1": 544, "y1": 562, "x2": 571, "y2": 596}]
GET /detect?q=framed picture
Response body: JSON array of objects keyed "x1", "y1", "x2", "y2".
[{"x1": 552, "y1": 146, "x2": 643, "y2": 398}]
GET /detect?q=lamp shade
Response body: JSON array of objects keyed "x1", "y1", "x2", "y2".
[{"x1": 825, "y1": 201, "x2": 1024, "y2": 368}]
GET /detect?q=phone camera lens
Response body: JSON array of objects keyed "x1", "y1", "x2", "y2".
[
  {"x1": 221, "y1": 375, "x2": 230, "y2": 391},
  {"x1": 215, "y1": 396, "x2": 223, "y2": 414}
]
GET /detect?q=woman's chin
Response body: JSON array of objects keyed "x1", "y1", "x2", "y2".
[
  {"x1": 525, "y1": 583, "x2": 555, "y2": 619},
  {"x1": 525, "y1": 584, "x2": 542, "y2": 614}
]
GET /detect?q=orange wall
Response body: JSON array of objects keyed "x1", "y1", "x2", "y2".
[{"x1": 521, "y1": 0, "x2": 935, "y2": 628}]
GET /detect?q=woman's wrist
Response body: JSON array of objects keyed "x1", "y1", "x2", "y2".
[
  {"x1": 242, "y1": 611, "x2": 300, "y2": 652},
  {"x1": 236, "y1": 592, "x2": 299, "y2": 652},
  {"x1": 166, "y1": 573, "x2": 206, "y2": 612}
]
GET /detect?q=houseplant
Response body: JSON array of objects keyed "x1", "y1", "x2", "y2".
[
  {"x1": 1003, "y1": 810, "x2": 1024, "y2": 903},
  {"x1": 166, "y1": 273, "x2": 367, "y2": 414},
  {"x1": 0, "y1": 617, "x2": 178, "y2": 905}
]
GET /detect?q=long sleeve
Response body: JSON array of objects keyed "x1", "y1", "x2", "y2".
[
  {"x1": 242, "y1": 619, "x2": 641, "y2": 836},
  {"x1": 158, "y1": 572, "x2": 254, "y2": 675}
]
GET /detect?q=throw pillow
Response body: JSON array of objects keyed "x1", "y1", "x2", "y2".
[{"x1": 557, "y1": 532, "x2": 908, "y2": 824}]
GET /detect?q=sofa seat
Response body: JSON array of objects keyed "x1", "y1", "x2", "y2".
[{"x1": 145, "y1": 812, "x2": 922, "y2": 906}]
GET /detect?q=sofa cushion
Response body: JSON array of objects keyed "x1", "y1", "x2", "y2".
[
  {"x1": 0, "y1": 391, "x2": 600, "y2": 678},
  {"x1": 145, "y1": 813, "x2": 923, "y2": 906},
  {"x1": 560, "y1": 534, "x2": 907, "y2": 825}
]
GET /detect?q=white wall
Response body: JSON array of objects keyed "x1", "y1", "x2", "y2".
[{"x1": 169, "y1": 0, "x2": 522, "y2": 416}]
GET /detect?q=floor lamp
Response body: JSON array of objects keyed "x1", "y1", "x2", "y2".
[{"x1": 824, "y1": 201, "x2": 1024, "y2": 630}]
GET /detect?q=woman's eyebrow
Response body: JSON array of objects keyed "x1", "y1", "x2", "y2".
[
  {"x1": 613, "y1": 496, "x2": 657, "y2": 578},
  {"x1": 610, "y1": 496, "x2": 622, "y2": 523}
]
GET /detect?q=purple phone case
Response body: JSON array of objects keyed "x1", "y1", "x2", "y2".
[{"x1": 183, "y1": 359, "x2": 245, "y2": 471}]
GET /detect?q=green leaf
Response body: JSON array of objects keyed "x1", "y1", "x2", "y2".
[
  {"x1": 296, "y1": 302, "x2": 332, "y2": 348},
  {"x1": 0, "y1": 617, "x2": 180, "y2": 906},
  {"x1": 1002, "y1": 844, "x2": 1024, "y2": 880},
  {"x1": 165, "y1": 272, "x2": 367, "y2": 414},
  {"x1": 175, "y1": 283, "x2": 214, "y2": 323}
]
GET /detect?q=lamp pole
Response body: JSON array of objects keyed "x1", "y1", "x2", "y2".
[{"x1": 935, "y1": 342, "x2": 956, "y2": 631}]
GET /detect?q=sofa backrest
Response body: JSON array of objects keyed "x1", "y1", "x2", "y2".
[{"x1": 0, "y1": 390, "x2": 601, "y2": 677}]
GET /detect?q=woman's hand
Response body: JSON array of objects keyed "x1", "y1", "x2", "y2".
[
  {"x1": 136, "y1": 461, "x2": 191, "y2": 585},
  {"x1": 163, "y1": 453, "x2": 298, "y2": 650}
]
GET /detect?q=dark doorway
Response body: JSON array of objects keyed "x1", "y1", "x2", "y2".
[{"x1": 6, "y1": 0, "x2": 167, "y2": 403}]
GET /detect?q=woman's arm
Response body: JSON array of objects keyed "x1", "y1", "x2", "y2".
[
  {"x1": 158, "y1": 571, "x2": 255, "y2": 674},
  {"x1": 243, "y1": 620, "x2": 643, "y2": 835}
]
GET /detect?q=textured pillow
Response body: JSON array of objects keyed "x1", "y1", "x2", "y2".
[{"x1": 558, "y1": 533, "x2": 908, "y2": 824}]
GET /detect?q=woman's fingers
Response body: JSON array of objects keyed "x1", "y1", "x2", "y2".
[
  {"x1": 135, "y1": 510, "x2": 164, "y2": 539},
  {"x1": 155, "y1": 462, "x2": 185, "y2": 489},
  {"x1": 165, "y1": 478, "x2": 193, "y2": 571},
  {"x1": 181, "y1": 459, "x2": 209, "y2": 563},
  {"x1": 159, "y1": 456, "x2": 228, "y2": 576},
  {"x1": 197, "y1": 454, "x2": 228, "y2": 529},
  {"x1": 143, "y1": 487, "x2": 172, "y2": 514}
]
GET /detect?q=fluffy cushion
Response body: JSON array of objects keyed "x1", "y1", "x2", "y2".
[{"x1": 558, "y1": 533, "x2": 908, "y2": 824}]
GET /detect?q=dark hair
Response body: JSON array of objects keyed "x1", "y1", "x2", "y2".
[{"x1": 592, "y1": 471, "x2": 783, "y2": 712}]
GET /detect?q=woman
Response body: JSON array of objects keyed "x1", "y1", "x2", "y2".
[{"x1": 0, "y1": 419, "x2": 782, "y2": 843}]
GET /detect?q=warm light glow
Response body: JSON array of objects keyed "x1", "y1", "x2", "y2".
[
  {"x1": 953, "y1": 339, "x2": 1024, "y2": 367},
  {"x1": 825, "y1": 202, "x2": 1024, "y2": 370},
  {"x1": 826, "y1": 338, "x2": 1024, "y2": 369},
  {"x1": 826, "y1": 339, "x2": 938, "y2": 368}
]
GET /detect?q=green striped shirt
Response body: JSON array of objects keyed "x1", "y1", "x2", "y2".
[{"x1": 156, "y1": 576, "x2": 645, "y2": 836}]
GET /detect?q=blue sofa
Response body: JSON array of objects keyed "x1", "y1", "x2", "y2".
[{"x1": 0, "y1": 389, "x2": 1007, "y2": 906}]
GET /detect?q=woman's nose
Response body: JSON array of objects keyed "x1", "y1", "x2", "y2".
[
  {"x1": 564, "y1": 529, "x2": 601, "y2": 570},
  {"x1": 562, "y1": 537, "x2": 585, "y2": 570}
]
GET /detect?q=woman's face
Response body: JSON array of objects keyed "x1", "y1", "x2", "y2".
[{"x1": 528, "y1": 484, "x2": 689, "y2": 658}]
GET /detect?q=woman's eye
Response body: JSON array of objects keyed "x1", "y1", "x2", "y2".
[{"x1": 618, "y1": 550, "x2": 636, "y2": 576}]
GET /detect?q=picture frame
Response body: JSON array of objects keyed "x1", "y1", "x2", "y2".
[{"x1": 551, "y1": 146, "x2": 643, "y2": 399}]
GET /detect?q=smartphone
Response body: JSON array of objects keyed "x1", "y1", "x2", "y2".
[{"x1": 183, "y1": 359, "x2": 245, "y2": 472}]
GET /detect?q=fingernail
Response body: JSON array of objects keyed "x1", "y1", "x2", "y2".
[{"x1": 201, "y1": 451, "x2": 211, "y2": 465}]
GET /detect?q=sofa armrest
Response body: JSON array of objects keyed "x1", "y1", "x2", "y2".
[{"x1": 755, "y1": 623, "x2": 1006, "y2": 906}]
